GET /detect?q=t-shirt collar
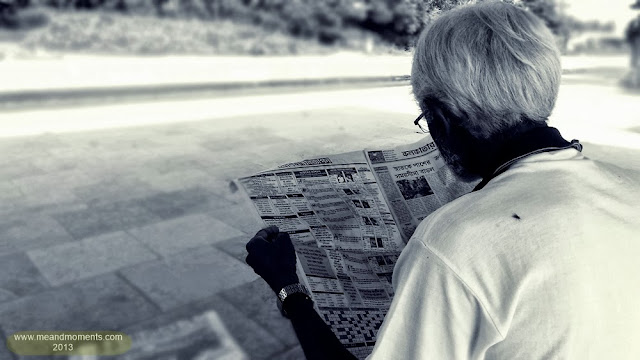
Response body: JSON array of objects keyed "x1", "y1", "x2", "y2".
[{"x1": 472, "y1": 126, "x2": 582, "y2": 191}]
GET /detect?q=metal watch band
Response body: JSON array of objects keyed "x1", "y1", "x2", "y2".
[{"x1": 277, "y1": 283, "x2": 311, "y2": 303}]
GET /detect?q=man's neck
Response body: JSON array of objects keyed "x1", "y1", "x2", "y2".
[{"x1": 461, "y1": 125, "x2": 581, "y2": 191}]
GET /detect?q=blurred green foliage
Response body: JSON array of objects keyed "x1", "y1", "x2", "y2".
[
  {"x1": 0, "y1": 0, "x2": 48, "y2": 30},
  {"x1": 1, "y1": 0, "x2": 621, "y2": 52},
  {"x1": 16, "y1": 10, "x2": 343, "y2": 55},
  {"x1": 181, "y1": 0, "x2": 443, "y2": 46}
]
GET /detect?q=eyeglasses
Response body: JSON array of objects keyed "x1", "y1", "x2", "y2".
[{"x1": 413, "y1": 111, "x2": 430, "y2": 134}]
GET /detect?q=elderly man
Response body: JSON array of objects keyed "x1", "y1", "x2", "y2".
[{"x1": 245, "y1": 1, "x2": 640, "y2": 359}]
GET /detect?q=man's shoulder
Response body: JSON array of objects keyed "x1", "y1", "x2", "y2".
[
  {"x1": 412, "y1": 160, "x2": 578, "y2": 262},
  {"x1": 411, "y1": 188, "x2": 509, "y2": 263},
  {"x1": 418, "y1": 174, "x2": 532, "y2": 239},
  {"x1": 413, "y1": 153, "x2": 639, "y2": 263}
]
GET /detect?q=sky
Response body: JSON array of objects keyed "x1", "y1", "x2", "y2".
[{"x1": 563, "y1": 0, "x2": 639, "y2": 36}]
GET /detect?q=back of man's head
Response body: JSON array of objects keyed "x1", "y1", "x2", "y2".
[{"x1": 411, "y1": 1, "x2": 561, "y2": 139}]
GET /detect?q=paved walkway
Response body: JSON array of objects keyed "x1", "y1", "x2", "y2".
[{"x1": 0, "y1": 89, "x2": 425, "y2": 359}]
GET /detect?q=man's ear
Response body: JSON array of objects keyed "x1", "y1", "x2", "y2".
[
  {"x1": 428, "y1": 101, "x2": 482, "y2": 173},
  {"x1": 427, "y1": 101, "x2": 454, "y2": 141},
  {"x1": 428, "y1": 103, "x2": 452, "y2": 137}
]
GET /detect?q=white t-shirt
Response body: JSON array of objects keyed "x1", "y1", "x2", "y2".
[{"x1": 369, "y1": 149, "x2": 640, "y2": 359}]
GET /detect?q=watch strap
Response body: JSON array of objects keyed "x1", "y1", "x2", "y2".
[
  {"x1": 277, "y1": 283, "x2": 311, "y2": 303},
  {"x1": 277, "y1": 283, "x2": 312, "y2": 318}
]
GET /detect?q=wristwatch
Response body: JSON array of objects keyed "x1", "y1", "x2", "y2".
[{"x1": 276, "y1": 283, "x2": 312, "y2": 318}]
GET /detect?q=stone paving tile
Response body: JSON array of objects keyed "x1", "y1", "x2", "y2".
[
  {"x1": 137, "y1": 187, "x2": 215, "y2": 220},
  {"x1": 47, "y1": 135, "x2": 151, "y2": 157},
  {"x1": 155, "y1": 122, "x2": 203, "y2": 137},
  {"x1": 202, "y1": 144, "x2": 262, "y2": 163},
  {"x1": 12, "y1": 169, "x2": 97, "y2": 193},
  {"x1": 59, "y1": 128, "x2": 162, "y2": 151},
  {"x1": 0, "y1": 136, "x2": 34, "y2": 153},
  {"x1": 198, "y1": 146, "x2": 260, "y2": 165},
  {"x1": 150, "y1": 133, "x2": 207, "y2": 147},
  {"x1": 30, "y1": 152, "x2": 81, "y2": 173},
  {"x1": 147, "y1": 142, "x2": 212, "y2": 158},
  {"x1": 271, "y1": 346, "x2": 306, "y2": 360},
  {"x1": 83, "y1": 164, "x2": 158, "y2": 186},
  {"x1": 0, "y1": 203, "x2": 88, "y2": 224},
  {"x1": 200, "y1": 131, "x2": 289, "y2": 154},
  {"x1": 0, "y1": 201, "x2": 18, "y2": 219},
  {"x1": 14, "y1": 188, "x2": 86, "y2": 212},
  {"x1": 148, "y1": 169, "x2": 220, "y2": 191},
  {"x1": 20, "y1": 188, "x2": 82, "y2": 208},
  {"x1": 0, "y1": 149, "x2": 47, "y2": 170},
  {"x1": 189, "y1": 152, "x2": 226, "y2": 170},
  {"x1": 245, "y1": 141, "x2": 317, "y2": 168},
  {"x1": 123, "y1": 294, "x2": 287, "y2": 360},
  {"x1": 87, "y1": 136, "x2": 162, "y2": 153},
  {"x1": 46, "y1": 143, "x2": 94, "y2": 158},
  {"x1": 114, "y1": 310, "x2": 248, "y2": 360},
  {"x1": 0, "y1": 215, "x2": 74, "y2": 256},
  {"x1": 207, "y1": 197, "x2": 264, "y2": 235},
  {"x1": 208, "y1": 161, "x2": 266, "y2": 182},
  {"x1": 0, "y1": 328, "x2": 17, "y2": 360},
  {"x1": 127, "y1": 213, "x2": 243, "y2": 255},
  {"x1": 25, "y1": 202, "x2": 90, "y2": 219},
  {"x1": 30, "y1": 139, "x2": 94, "y2": 173},
  {"x1": 72, "y1": 176, "x2": 156, "y2": 205},
  {"x1": 94, "y1": 149, "x2": 162, "y2": 169},
  {"x1": 0, "y1": 181, "x2": 22, "y2": 202},
  {"x1": 0, "y1": 160, "x2": 44, "y2": 180},
  {"x1": 28, "y1": 231, "x2": 158, "y2": 286},
  {"x1": 68, "y1": 148, "x2": 159, "y2": 178},
  {"x1": 41, "y1": 147, "x2": 99, "y2": 173},
  {"x1": 201, "y1": 177, "x2": 245, "y2": 204},
  {"x1": 53, "y1": 199, "x2": 160, "y2": 240},
  {"x1": 119, "y1": 245, "x2": 257, "y2": 310},
  {"x1": 0, "y1": 133, "x2": 66, "y2": 152},
  {"x1": 220, "y1": 279, "x2": 300, "y2": 348},
  {"x1": 139, "y1": 168, "x2": 217, "y2": 193},
  {"x1": 0, "y1": 289, "x2": 17, "y2": 304},
  {"x1": 0, "y1": 273, "x2": 159, "y2": 336},
  {"x1": 143, "y1": 155, "x2": 207, "y2": 175},
  {"x1": 0, "y1": 252, "x2": 49, "y2": 303},
  {"x1": 213, "y1": 235, "x2": 249, "y2": 263}
]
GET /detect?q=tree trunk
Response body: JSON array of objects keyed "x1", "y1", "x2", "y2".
[
  {"x1": 625, "y1": 36, "x2": 640, "y2": 88},
  {"x1": 634, "y1": 37, "x2": 640, "y2": 69}
]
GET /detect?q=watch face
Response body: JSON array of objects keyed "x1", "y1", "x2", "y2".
[{"x1": 278, "y1": 288, "x2": 288, "y2": 302}]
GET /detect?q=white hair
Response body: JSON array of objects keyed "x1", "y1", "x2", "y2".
[{"x1": 411, "y1": 1, "x2": 562, "y2": 139}]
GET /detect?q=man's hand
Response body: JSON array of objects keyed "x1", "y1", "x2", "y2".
[{"x1": 245, "y1": 226, "x2": 299, "y2": 294}]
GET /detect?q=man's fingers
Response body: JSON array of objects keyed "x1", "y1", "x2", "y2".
[
  {"x1": 273, "y1": 231, "x2": 292, "y2": 246},
  {"x1": 253, "y1": 226, "x2": 280, "y2": 243},
  {"x1": 274, "y1": 232, "x2": 296, "y2": 256},
  {"x1": 246, "y1": 235, "x2": 269, "y2": 253}
]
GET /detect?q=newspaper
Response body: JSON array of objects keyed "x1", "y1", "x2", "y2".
[{"x1": 237, "y1": 134, "x2": 478, "y2": 359}]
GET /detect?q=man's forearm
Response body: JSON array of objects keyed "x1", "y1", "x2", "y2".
[{"x1": 284, "y1": 295, "x2": 357, "y2": 360}]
